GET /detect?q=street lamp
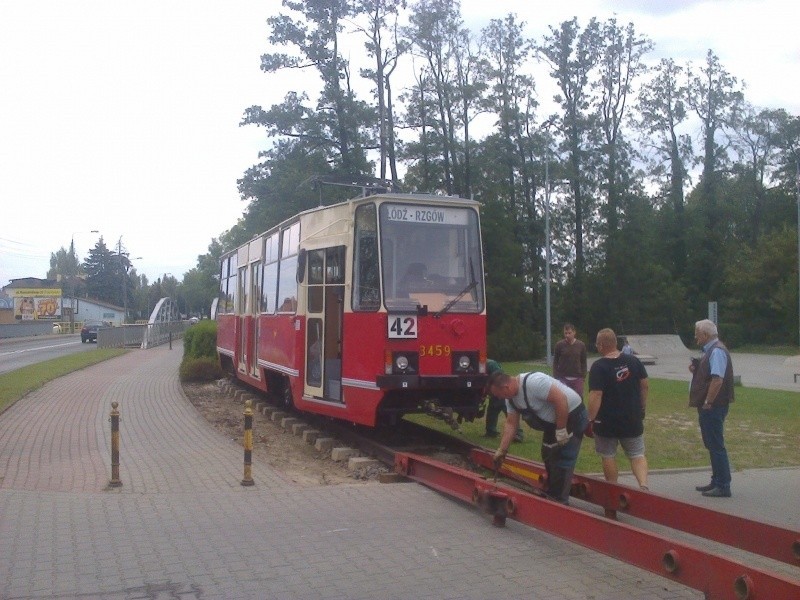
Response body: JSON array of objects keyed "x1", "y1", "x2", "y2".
[{"x1": 545, "y1": 159, "x2": 553, "y2": 367}]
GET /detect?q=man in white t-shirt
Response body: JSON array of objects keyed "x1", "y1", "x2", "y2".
[{"x1": 488, "y1": 371, "x2": 589, "y2": 504}]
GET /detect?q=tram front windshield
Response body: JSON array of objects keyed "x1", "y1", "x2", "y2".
[{"x1": 380, "y1": 203, "x2": 484, "y2": 313}]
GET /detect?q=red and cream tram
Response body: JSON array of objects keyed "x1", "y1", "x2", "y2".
[{"x1": 215, "y1": 192, "x2": 487, "y2": 427}]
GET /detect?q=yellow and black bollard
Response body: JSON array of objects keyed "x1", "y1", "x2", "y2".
[
  {"x1": 109, "y1": 401, "x2": 122, "y2": 487},
  {"x1": 241, "y1": 399, "x2": 255, "y2": 486}
]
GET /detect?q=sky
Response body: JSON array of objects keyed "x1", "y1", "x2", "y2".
[{"x1": 1, "y1": 0, "x2": 797, "y2": 289}]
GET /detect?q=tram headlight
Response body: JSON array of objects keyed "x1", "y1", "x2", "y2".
[
  {"x1": 396, "y1": 355, "x2": 409, "y2": 371},
  {"x1": 452, "y1": 351, "x2": 478, "y2": 373},
  {"x1": 390, "y1": 351, "x2": 418, "y2": 374}
]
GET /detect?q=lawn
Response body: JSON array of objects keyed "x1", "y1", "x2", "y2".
[
  {"x1": 407, "y1": 360, "x2": 800, "y2": 474},
  {"x1": 0, "y1": 348, "x2": 129, "y2": 415}
]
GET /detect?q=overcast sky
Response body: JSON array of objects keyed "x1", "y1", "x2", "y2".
[{"x1": 1, "y1": 0, "x2": 797, "y2": 289}]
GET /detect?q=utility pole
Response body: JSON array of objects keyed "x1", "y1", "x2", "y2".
[
  {"x1": 545, "y1": 159, "x2": 552, "y2": 367},
  {"x1": 118, "y1": 237, "x2": 127, "y2": 325}
]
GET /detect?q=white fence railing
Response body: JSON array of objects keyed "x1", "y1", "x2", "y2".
[{"x1": 97, "y1": 321, "x2": 187, "y2": 349}]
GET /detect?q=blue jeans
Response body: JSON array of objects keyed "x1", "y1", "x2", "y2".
[
  {"x1": 540, "y1": 406, "x2": 589, "y2": 503},
  {"x1": 698, "y1": 405, "x2": 731, "y2": 489}
]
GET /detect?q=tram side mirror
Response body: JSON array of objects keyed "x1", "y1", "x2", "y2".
[{"x1": 296, "y1": 248, "x2": 307, "y2": 283}]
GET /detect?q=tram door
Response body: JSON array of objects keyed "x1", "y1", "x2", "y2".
[
  {"x1": 248, "y1": 236, "x2": 263, "y2": 379},
  {"x1": 236, "y1": 244, "x2": 249, "y2": 374},
  {"x1": 304, "y1": 246, "x2": 345, "y2": 402}
]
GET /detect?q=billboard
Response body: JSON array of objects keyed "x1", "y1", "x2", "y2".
[{"x1": 12, "y1": 288, "x2": 62, "y2": 320}]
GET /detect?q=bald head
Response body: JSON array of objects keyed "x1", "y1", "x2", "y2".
[{"x1": 595, "y1": 328, "x2": 617, "y2": 353}]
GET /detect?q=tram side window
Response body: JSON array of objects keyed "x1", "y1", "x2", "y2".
[
  {"x1": 237, "y1": 266, "x2": 248, "y2": 314},
  {"x1": 261, "y1": 233, "x2": 279, "y2": 313},
  {"x1": 326, "y1": 246, "x2": 345, "y2": 284},
  {"x1": 277, "y1": 223, "x2": 299, "y2": 313},
  {"x1": 218, "y1": 258, "x2": 229, "y2": 314},
  {"x1": 307, "y1": 250, "x2": 324, "y2": 313},
  {"x1": 352, "y1": 204, "x2": 380, "y2": 311},
  {"x1": 218, "y1": 255, "x2": 237, "y2": 314}
]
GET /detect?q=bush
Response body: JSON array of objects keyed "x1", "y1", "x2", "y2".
[
  {"x1": 179, "y1": 356, "x2": 225, "y2": 382},
  {"x1": 180, "y1": 320, "x2": 222, "y2": 381},
  {"x1": 720, "y1": 322, "x2": 745, "y2": 349},
  {"x1": 489, "y1": 322, "x2": 542, "y2": 361},
  {"x1": 183, "y1": 320, "x2": 217, "y2": 359}
]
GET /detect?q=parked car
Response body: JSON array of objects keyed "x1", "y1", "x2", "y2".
[{"x1": 81, "y1": 321, "x2": 102, "y2": 343}]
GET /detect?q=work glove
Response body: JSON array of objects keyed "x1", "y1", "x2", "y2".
[
  {"x1": 583, "y1": 420, "x2": 594, "y2": 438},
  {"x1": 555, "y1": 427, "x2": 572, "y2": 446},
  {"x1": 493, "y1": 448, "x2": 507, "y2": 469}
]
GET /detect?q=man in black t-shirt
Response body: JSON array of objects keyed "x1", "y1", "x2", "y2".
[{"x1": 587, "y1": 328, "x2": 650, "y2": 491}]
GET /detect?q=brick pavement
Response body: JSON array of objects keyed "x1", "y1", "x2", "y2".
[{"x1": 0, "y1": 344, "x2": 795, "y2": 599}]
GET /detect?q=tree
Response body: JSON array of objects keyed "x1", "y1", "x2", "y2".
[
  {"x1": 480, "y1": 13, "x2": 536, "y2": 219},
  {"x1": 722, "y1": 227, "x2": 798, "y2": 345},
  {"x1": 406, "y1": 0, "x2": 464, "y2": 195},
  {"x1": 47, "y1": 241, "x2": 82, "y2": 293},
  {"x1": 595, "y1": 20, "x2": 650, "y2": 248},
  {"x1": 636, "y1": 58, "x2": 692, "y2": 280},
  {"x1": 353, "y1": 0, "x2": 408, "y2": 184},
  {"x1": 538, "y1": 17, "x2": 602, "y2": 318},
  {"x1": 241, "y1": 0, "x2": 372, "y2": 174},
  {"x1": 727, "y1": 105, "x2": 787, "y2": 243},
  {"x1": 181, "y1": 239, "x2": 226, "y2": 319},
  {"x1": 684, "y1": 50, "x2": 744, "y2": 303},
  {"x1": 84, "y1": 237, "x2": 123, "y2": 306}
]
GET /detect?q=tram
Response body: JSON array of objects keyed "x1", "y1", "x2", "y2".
[{"x1": 215, "y1": 192, "x2": 488, "y2": 427}]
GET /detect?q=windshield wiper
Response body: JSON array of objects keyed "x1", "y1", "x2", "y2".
[{"x1": 433, "y1": 259, "x2": 478, "y2": 318}]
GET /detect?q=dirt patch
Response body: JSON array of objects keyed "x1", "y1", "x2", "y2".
[{"x1": 181, "y1": 381, "x2": 377, "y2": 486}]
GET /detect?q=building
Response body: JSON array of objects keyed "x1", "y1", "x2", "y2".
[{"x1": 0, "y1": 278, "x2": 124, "y2": 333}]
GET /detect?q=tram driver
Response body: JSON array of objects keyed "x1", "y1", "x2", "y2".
[{"x1": 400, "y1": 262, "x2": 430, "y2": 290}]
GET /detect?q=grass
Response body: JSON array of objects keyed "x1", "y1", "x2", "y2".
[
  {"x1": 0, "y1": 348, "x2": 129, "y2": 415},
  {"x1": 407, "y1": 360, "x2": 800, "y2": 474}
]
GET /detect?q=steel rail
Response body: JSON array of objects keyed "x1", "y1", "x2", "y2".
[
  {"x1": 396, "y1": 451, "x2": 800, "y2": 600},
  {"x1": 469, "y1": 448, "x2": 800, "y2": 568}
]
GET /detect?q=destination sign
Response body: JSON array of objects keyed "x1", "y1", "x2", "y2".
[{"x1": 383, "y1": 204, "x2": 469, "y2": 225}]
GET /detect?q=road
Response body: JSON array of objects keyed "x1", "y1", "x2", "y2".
[{"x1": 0, "y1": 334, "x2": 99, "y2": 375}]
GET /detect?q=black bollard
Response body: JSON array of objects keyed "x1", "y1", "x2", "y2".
[
  {"x1": 109, "y1": 402, "x2": 122, "y2": 487},
  {"x1": 241, "y1": 400, "x2": 255, "y2": 486}
]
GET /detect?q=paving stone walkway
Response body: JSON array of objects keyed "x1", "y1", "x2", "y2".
[{"x1": 0, "y1": 343, "x2": 796, "y2": 599}]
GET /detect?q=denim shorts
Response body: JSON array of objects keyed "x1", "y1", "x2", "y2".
[{"x1": 594, "y1": 434, "x2": 645, "y2": 459}]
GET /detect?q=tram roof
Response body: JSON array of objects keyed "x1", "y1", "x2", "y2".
[
  {"x1": 221, "y1": 192, "x2": 482, "y2": 258},
  {"x1": 320, "y1": 192, "x2": 481, "y2": 209}
]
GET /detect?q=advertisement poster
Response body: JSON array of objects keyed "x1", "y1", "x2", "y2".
[{"x1": 12, "y1": 289, "x2": 62, "y2": 320}]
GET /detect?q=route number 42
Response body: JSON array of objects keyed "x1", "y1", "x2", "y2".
[{"x1": 388, "y1": 315, "x2": 418, "y2": 339}]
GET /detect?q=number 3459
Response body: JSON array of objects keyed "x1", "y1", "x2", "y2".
[{"x1": 420, "y1": 344, "x2": 451, "y2": 357}]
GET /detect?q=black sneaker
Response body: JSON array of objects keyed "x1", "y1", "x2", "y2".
[
  {"x1": 484, "y1": 431, "x2": 498, "y2": 438},
  {"x1": 702, "y1": 487, "x2": 732, "y2": 498},
  {"x1": 695, "y1": 483, "x2": 715, "y2": 492}
]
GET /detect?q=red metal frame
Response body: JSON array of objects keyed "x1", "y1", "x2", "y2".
[
  {"x1": 396, "y1": 452, "x2": 800, "y2": 599},
  {"x1": 469, "y1": 448, "x2": 800, "y2": 568}
]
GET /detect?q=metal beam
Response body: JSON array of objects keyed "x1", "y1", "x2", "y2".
[
  {"x1": 396, "y1": 452, "x2": 800, "y2": 600},
  {"x1": 470, "y1": 448, "x2": 800, "y2": 568}
]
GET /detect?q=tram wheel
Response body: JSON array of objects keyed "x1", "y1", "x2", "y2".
[{"x1": 282, "y1": 378, "x2": 295, "y2": 409}]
